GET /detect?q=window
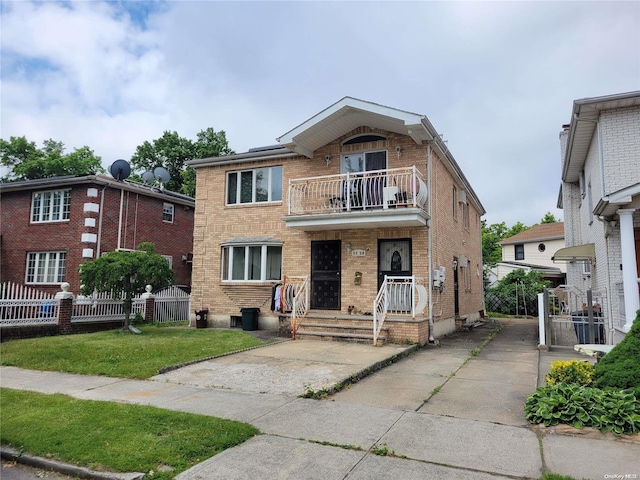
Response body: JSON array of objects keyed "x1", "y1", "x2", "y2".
[
  {"x1": 452, "y1": 186, "x2": 457, "y2": 218},
  {"x1": 515, "y1": 244, "x2": 524, "y2": 260},
  {"x1": 163, "y1": 203, "x2": 174, "y2": 223},
  {"x1": 342, "y1": 134, "x2": 387, "y2": 145},
  {"x1": 26, "y1": 251, "x2": 67, "y2": 284},
  {"x1": 227, "y1": 166, "x2": 283, "y2": 205},
  {"x1": 462, "y1": 202, "x2": 469, "y2": 229},
  {"x1": 222, "y1": 244, "x2": 282, "y2": 281},
  {"x1": 538, "y1": 243, "x2": 546, "y2": 252},
  {"x1": 161, "y1": 255, "x2": 173, "y2": 268},
  {"x1": 583, "y1": 261, "x2": 592, "y2": 276},
  {"x1": 31, "y1": 189, "x2": 71, "y2": 223}
]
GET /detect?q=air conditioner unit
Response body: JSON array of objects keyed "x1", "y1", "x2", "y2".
[
  {"x1": 459, "y1": 255, "x2": 468, "y2": 268},
  {"x1": 458, "y1": 189, "x2": 467, "y2": 204}
]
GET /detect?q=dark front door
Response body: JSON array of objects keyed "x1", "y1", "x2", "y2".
[
  {"x1": 453, "y1": 257, "x2": 460, "y2": 317},
  {"x1": 311, "y1": 240, "x2": 341, "y2": 310}
]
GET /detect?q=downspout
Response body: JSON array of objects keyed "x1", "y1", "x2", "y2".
[
  {"x1": 117, "y1": 188, "x2": 124, "y2": 250},
  {"x1": 427, "y1": 142, "x2": 435, "y2": 342}
]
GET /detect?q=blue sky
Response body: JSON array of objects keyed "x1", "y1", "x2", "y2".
[{"x1": 1, "y1": 0, "x2": 639, "y2": 226}]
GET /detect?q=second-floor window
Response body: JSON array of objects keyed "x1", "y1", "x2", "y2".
[
  {"x1": 163, "y1": 203, "x2": 174, "y2": 223},
  {"x1": 227, "y1": 166, "x2": 283, "y2": 205},
  {"x1": 515, "y1": 244, "x2": 525, "y2": 260},
  {"x1": 31, "y1": 189, "x2": 71, "y2": 223},
  {"x1": 26, "y1": 251, "x2": 67, "y2": 284}
]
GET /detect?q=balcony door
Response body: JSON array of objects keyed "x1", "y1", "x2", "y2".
[
  {"x1": 341, "y1": 151, "x2": 387, "y2": 209},
  {"x1": 311, "y1": 240, "x2": 341, "y2": 310}
]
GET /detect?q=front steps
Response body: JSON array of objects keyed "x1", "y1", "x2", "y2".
[{"x1": 293, "y1": 315, "x2": 389, "y2": 345}]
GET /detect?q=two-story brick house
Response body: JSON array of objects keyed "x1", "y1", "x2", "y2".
[
  {"x1": 188, "y1": 98, "x2": 485, "y2": 345},
  {"x1": 557, "y1": 91, "x2": 640, "y2": 343},
  {"x1": 0, "y1": 174, "x2": 195, "y2": 294}
]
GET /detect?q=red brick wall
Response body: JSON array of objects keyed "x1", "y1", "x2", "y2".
[{"x1": 0, "y1": 181, "x2": 194, "y2": 294}]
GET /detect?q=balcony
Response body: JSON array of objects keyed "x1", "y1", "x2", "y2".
[{"x1": 283, "y1": 166, "x2": 429, "y2": 231}]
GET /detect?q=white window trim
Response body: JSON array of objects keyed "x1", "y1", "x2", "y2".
[
  {"x1": 163, "y1": 202, "x2": 174, "y2": 223},
  {"x1": 222, "y1": 244, "x2": 282, "y2": 282},
  {"x1": 25, "y1": 251, "x2": 67, "y2": 284},
  {"x1": 226, "y1": 166, "x2": 282, "y2": 205},
  {"x1": 31, "y1": 189, "x2": 71, "y2": 223}
]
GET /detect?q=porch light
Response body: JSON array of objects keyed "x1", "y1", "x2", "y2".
[
  {"x1": 325, "y1": 155, "x2": 332, "y2": 166},
  {"x1": 345, "y1": 243, "x2": 352, "y2": 252}
]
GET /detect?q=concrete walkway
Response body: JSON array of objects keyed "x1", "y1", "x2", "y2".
[{"x1": 1, "y1": 318, "x2": 638, "y2": 479}]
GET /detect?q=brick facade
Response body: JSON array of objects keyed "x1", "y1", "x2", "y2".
[
  {"x1": 190, "y1": 104, "x2": 485, "y2": 343},
  {"x1": 0, "y1": 176, "x2": 195, "y2": 294}
]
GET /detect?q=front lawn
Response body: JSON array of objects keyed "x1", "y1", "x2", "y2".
[
  {"x1": 0, "y1": 325, "x2": 265, "y2": 378},
  {"x1": 1, "y1": 388, "x2": 258, "y2": 480}
]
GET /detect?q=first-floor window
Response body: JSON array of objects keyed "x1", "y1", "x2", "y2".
[
  {"x1": 26, "y1": 251, "x2": 67, "y2": 284},
  {"x1": 222, "y1": 244, "x2": 282, "y2": 281}
]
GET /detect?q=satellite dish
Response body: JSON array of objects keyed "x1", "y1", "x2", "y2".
[
  {"x1": 109, "y1": 159, "x2": 131, "y2": 181},
  {"x1": 141, "y1": 171, "x2": 154, "y2": 184},
  {"x1": 154, "y1": 167, "x2": 170, "y2": 184}
]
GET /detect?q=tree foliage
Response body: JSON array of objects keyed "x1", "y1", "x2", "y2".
[
  {"x1": 1, "y1": 136, "x2": 104, "y2": 181},
  {"x1": 540, "y1": 212, "x2": 560, "y2": 224},
  {"x1": 594, "y1": 309, "x2": 640, "y2": 394},
  {"x1": 79, "y1": 242, "x2": 173, "y2": 331},
  {"x1": 130, "y1": 128, "x2": 234, "y2": 197},
  {"x1": 485, "y1": 269, "x2": 550, "y2": 316},
  {"x1": 481, "y1": 220, "x2": 530, "y2": 267}
]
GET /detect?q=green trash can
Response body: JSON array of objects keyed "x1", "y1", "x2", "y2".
[{"x1": 240, "y1": 308, "x2": 260, "y2": 331}]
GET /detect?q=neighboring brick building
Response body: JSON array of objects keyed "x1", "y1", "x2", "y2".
[
  {"x1": 188, "y1": 98, "x2": 485, "y2": 344},
  {"x1": 557, "y1": 91, "x2": 640, "y2": 343},
  {"x1": 487, "y1": 223, "x2": 566, "y2": 288},
  {"x1": 0, "y1": 175, "x2": 195, "y2": 294}
]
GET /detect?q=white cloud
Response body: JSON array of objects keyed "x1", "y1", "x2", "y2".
[{"x1": 1, "y1": 0, "x2": 638, "y2": 227}]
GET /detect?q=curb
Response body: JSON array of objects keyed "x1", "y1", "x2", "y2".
[{"x1": 1, "y1": 447, "x2": 144, "y2": 480}]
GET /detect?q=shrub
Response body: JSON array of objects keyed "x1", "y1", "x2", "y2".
[
  {"x1": 525, "y1": 383, "x2": 640, "y2": 435},
  {"x1": 545, "y1": 360, "x2": 594, "y2": 386},
  {"x1": 594, "y1": 309, "x2": 640, "y2": 393}
]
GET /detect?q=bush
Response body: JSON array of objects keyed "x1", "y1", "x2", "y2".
[
  {"x1": 525, "y1": 383, "x2": 640, "y2": 435},
  {"x1": 594, "y1": 310, "x2": 640, "y2": 393},
  {"x1": 545, "y1": 360, "x2": 594, "y2": 386}
]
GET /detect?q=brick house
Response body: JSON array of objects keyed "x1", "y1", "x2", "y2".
[
  {"x1": 0, "y1": 174, "x2": 195, "y2": 294},
  {"x1": 487, "y1": 223, "x2": 566, "y2": 288},
  {"x1": 188, "y1": 98, "x2": 485, "y2": 345},
  {"x1": 557, "y1": 91, "x2": 640, "y2": 343}
]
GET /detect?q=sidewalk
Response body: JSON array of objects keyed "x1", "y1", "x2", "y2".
[{"x1": 1, "y1": 318, "x2": 638, "y2": 479}]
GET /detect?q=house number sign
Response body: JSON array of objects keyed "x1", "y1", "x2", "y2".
[{"x1": 351, "y1": 249, "x2": 366, "y2": 257}]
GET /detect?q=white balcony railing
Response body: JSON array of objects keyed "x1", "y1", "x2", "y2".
[{"x1": 288, "y1": 166, "x2": 427, "y2": 216}]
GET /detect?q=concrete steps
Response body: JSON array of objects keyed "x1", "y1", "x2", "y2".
[{"x1": 295, "y1": 319, "x2": 388, "y2": 345}]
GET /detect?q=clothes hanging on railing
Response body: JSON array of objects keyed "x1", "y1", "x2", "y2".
[{"x1": 271, "y1": 283, "x2": 284, "y2": 312}]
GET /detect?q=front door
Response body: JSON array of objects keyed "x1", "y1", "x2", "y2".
[
  {"x1": 311, "y1": 240, "x2": 341, "y2": 310},
  {"x1": 378, "y1": 239, "x2": 412, "y2": 312},
  {"x1": 453, "y1": 257, "x2": 460, "y2": 317}
]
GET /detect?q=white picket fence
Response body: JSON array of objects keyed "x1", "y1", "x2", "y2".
[
  {"x1": 153, "y1": 286, "x2": 191, "y2": 323},
  {"x1": 1, "y1": 282, "x2": 190, "y2": 327},
  {"x1": 0, "y1": 282, "x2": 59, "y2": 327},
  {"x1": 72, "y1": 291, "x2": 145, "y2": 323}
]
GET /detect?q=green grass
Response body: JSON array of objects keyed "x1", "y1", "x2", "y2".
[
  {"x1": 0, "y1": 388, "x2": 258, "y2": 480},
  {"x1": 0, "y1": 325, "x2": 265, "y2": 379}
]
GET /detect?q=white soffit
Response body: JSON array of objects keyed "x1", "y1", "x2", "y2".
[
  {"x1": 563, "y1": 91, "x2": 640, "y2": 182},
  {"x1": 277, "y1": 97, "x2": 432, "y2": 158}
]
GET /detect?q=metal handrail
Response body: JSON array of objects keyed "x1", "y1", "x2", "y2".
[
  {"x1": 283, "y1": 275, "x2": 309, "y2": 339},
  {"x1": 288, "y1": 166, "x2": 427, "y2": 215}
]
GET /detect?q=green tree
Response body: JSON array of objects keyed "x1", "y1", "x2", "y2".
[
  {"x1": 79, "y1": 242, "x2": 173, "y2": 332},
  {"x1": 540, "y1": 212, "x2": 560, "y2": 223},
  {"x1": 131, "y1": 128, "x2": 234, "y2": 197},
  {"x1": 0, "y1": 136, "x2": 103, "y2": 181},
  {"x1": 486, "y1": 269, "x2": 550, "y2": 316},
  {"x1": 482, "y1": 220, "x2": 509, "y2": 267}
]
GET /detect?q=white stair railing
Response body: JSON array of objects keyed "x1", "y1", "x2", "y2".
[
  {"x1": 373, "y1": 276, "x2": 390, "y2": 346},
  {"x1": 283, "y1": 275, "x2": 309, "y2": 339}
]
